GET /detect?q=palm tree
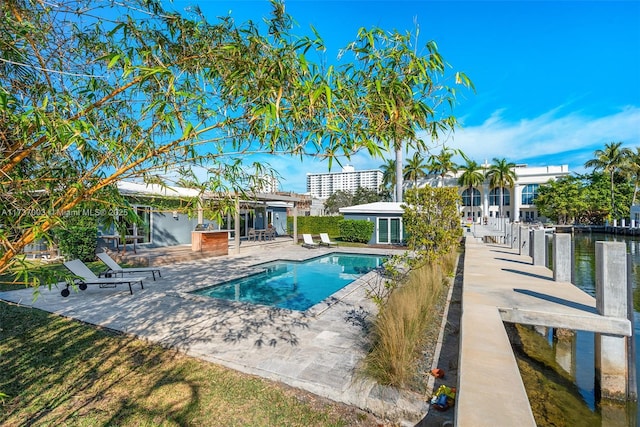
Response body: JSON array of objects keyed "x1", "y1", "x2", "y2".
[
  {"x1": 627, "y1": 147, "x2": 640, "y2": 206},
  {"x1": 486, "y1": 157, "x2": 517, "y2": 218},
  {"x1": 584, "y1": 141, "x2": 632, "y2": 219},
  {"x1": 428, "y1": 146, "x2": 459, "y2": 187},
  {"x1": 458, "y1": 156, "x2": 485, "y2": 225},
  {"x1": 403, "y1": 152, "x2": 428, "y2": 188},
  {"x1": 380, "y1": 158, "x2": 397, "y2": 200}
]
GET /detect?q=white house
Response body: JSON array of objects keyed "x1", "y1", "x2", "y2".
[{"x1": 414, "y1": 164, "x2": 570, "y2": 223}]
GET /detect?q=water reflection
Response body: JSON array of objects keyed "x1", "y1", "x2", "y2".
[{"x1": 543, "y1": 232, "x2": 639, "y2": 425}]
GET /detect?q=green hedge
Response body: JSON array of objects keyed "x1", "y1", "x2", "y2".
[
  {"x1": 287, "y1": 216, "x2": 343, "y2": 237},
  {"x1": 339, "y1": 219, "x2": 374, "y2": 243},
  {"x1": 54, "y1": 217, "x2": 98, "y2": 262}
]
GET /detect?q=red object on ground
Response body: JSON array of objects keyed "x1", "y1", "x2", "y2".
[{"x1": 431, "y1": 368, "x2": 445, "y2": 378}]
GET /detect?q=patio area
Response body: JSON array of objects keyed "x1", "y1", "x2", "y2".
[{"x1": 0, "y1": 244, "x2": 431, "y2": 423}]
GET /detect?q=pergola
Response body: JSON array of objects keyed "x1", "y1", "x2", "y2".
[
  {"x1": 198, "y1": 191, "x2": 303, "y2": 254},
  {"x1": 117, "y1": 181, "x2": 303, "y2": 254}
]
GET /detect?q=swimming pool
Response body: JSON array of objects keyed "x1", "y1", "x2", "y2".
[{"x1": 191, "y1": 253, "x2": 386, "y2": 311}]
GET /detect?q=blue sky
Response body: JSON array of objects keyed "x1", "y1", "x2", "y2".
[{"x1": 171, "y1": 0, "x2": 640, "y2": 193}]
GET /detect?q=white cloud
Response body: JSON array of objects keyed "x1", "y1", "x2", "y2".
[
  {"x1": 190, "y1": 106, "x2": 640, "y2": 193},
  {"x1": 447, "y1": 106, "x2": 640, "y2": 166}
]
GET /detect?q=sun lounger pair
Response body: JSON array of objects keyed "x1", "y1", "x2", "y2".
[
  {"x1": 302, "y1": 233, "x2": 338, "y2": 248},
  {"x1": 62, "y1": 259, "x2": 145, "y2": 297},
  {"x1": 60, "y1": 253, "x2": 162, "y2": 297}
]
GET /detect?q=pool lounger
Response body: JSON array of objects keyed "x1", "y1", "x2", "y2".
[
  {"x1": 97, "y1": 252, "x2": 161, "y2": 280},
  {"x1": 62, "y1": 259, "x2": 145, "y2": 297}
]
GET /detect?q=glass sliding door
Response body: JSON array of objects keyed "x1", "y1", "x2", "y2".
[
  {"x1": 390, "y1": 218, "x2": 401, "y2": 244},
  {"x1": 378, "y1": 218, "x2": 389, "y2": 244},
  {"x1": 125, "y1": 206, "x2": 151, "y2": 244},
  {"x1": 378, "y1": 217, "x2": 403, "y2": 244}
]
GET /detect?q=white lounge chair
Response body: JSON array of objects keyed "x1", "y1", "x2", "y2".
[
  {"x1": 97, "y1": 252, "x2": 161, "y2": 280},
  {"x1": 319, "y1": 233, "x2": 338, "y2": 247},
  {"x1": 62, "y1": 259, "x2": 145, "y2": 297},
  {"x1": 302, "y1": 234, "x2": 319, "y2": 248}
]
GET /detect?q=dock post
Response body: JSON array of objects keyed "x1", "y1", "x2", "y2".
[
  {"x1": 595, "y1": 241, "x2": 631, "y2": 400},
  {"x1": 511, "y1": 223, "x2": 519, "y2": 249},
  {"x1": 519, "y1": 226, "x2": 529, "y2": 256},
  {"x1": 545, "y1": 233, "x2": 552, "y2": 268},
  {"x1": 505, "y1": 221, "x2": 511, "y2": 246},
  {"x1": 552, "y1": 233, "x2": 572, "y2": 282},
  {"x1": 532, "y1": 229, "x2": 545, "y2": 265}
]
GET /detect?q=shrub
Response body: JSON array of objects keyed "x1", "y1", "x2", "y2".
[
  {"x1": 403, "y1": 187, "x2": 462, "y2": 263},
  {"x1": 338, "y1": 219, "x2": 374, "y2": 243},
  {"x1": 54, "y1": 216, "x2": 98, "y2": 262},
  {"x1": 287, "y1": 215, "x2": 343, "y2": 237}
]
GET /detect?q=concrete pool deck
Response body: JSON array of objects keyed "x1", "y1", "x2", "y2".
[{"x1": 0, "y1": 244, "x2": 431, "y2": 424}]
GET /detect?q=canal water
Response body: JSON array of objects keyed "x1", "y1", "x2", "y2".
[{"x1": 546, "y1": 232, "x2": 639, "y2": 425}]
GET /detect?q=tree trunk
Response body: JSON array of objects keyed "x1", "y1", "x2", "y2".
[
  {"x1": 395, "y1": 144, "x2": 403, "y2": 203},
  {"x1": 610, "y1": 171, "x2": 615, "y2": 219}
]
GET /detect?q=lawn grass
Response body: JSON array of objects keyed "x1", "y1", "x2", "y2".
[{"x1": 0, "y1": 301, "x2": 375, "y2": 426}]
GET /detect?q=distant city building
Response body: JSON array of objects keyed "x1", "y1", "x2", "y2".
[
  {"x1": 306, "y1": 165, "x2": 383, "y2": 199},
  {"x1": 256, "y1": 174, "x2": 279, "y2": 193},
  {"x1": 413, "y1": 163, "x2": 570, "y2": 223}
]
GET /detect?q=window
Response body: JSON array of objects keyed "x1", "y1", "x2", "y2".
[
  {"x1": 125, "y1": 206, "x2": 151, "y2": 244},
  {"x1": 489, "y1": 188, "x2": 510, "y2": 206},
  {"x1": 521, "y1": 184, "x2": 539, "y2": 205},
  {"x1": 461, "y1": 188, "x2": 481, "y2": 207}
]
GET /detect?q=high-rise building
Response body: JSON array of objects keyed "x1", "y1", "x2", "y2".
[
  {"x1": 306, "y1": 166, "x2": 383, "y2": 198},
  {"x1": 255, "y1": 174, "x2": 279, "y2": 193}
]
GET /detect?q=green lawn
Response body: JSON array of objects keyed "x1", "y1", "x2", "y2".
[{"x1": 0, "y1": 301, "x2": 376, "y2": 426}]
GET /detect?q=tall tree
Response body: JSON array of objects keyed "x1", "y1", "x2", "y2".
[
  {"x1": 534, "y1": 175, "x2": 588, "y2": 224},
  {"x1": 457, "y1": 155, "x2": 485, "y2": 223},
  {"x1": 486, "y1": 158, "x2": 517, "y2": 218},
  {"x1": 0, "y1": 0, "x2": 473, "y2": 281},
  {"x1": 403, "y1": 152, "x2": 428, "y2": 188},
  {"x1": 323, "y1": 190, "x2": 354, "y2": 215},
  {"x1": 380, "y1": 158, "x2": 397, "y2": 199},
  {"x1": 1, "y1": 0, "x2": 333, "y2": 274},
  {"x1": 339, "y1": 28, "x2": 474, "y2": 203},
  {"x1": 323, "y1": 187, "x2": 385, "y2": 214},
  {"x1": 428, "y1": 146, "x2": 459, "y2": 187},
  {"x1": 584, "y1": 142, "x2": 633, "y2": 219},
  {"x1": 623, "y1": 147, "x2": 640, "y2": 206}
]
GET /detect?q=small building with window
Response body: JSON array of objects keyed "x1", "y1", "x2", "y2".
[{"x1": 339, "y1": 202, "x2": 405, "y2": 245}]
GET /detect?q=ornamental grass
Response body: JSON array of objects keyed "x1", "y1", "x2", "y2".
[{"x1": 364, "y1": 250, "x2": 457, "y2": 388}]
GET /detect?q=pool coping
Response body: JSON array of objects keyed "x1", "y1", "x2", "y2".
[{"x1": 182, "y1": 251, "x2": 389, "y2": 317}]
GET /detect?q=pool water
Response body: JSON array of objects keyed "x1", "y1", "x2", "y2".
[{"x1": 192, "y1": 253, "x2": 386, "y2": 311}]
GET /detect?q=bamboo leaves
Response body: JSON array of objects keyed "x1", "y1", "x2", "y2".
[{"x1": 0, "y1": 0, "x2": 473, "y2": 278}]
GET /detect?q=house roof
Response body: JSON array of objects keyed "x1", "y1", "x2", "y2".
[
  {"x1": 117, "y1": 181, "x2": 202, "y2": 198},
  {"x1": 117, "y1": 182, "x2": 301, "y2": 204},
  {"x1": 339, "y1": 202, "x2": 405, "y2": 215}
]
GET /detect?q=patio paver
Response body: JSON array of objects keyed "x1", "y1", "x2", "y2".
[{"x1": 0, "y1": 244, "x2": 430, "y2": 424}]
